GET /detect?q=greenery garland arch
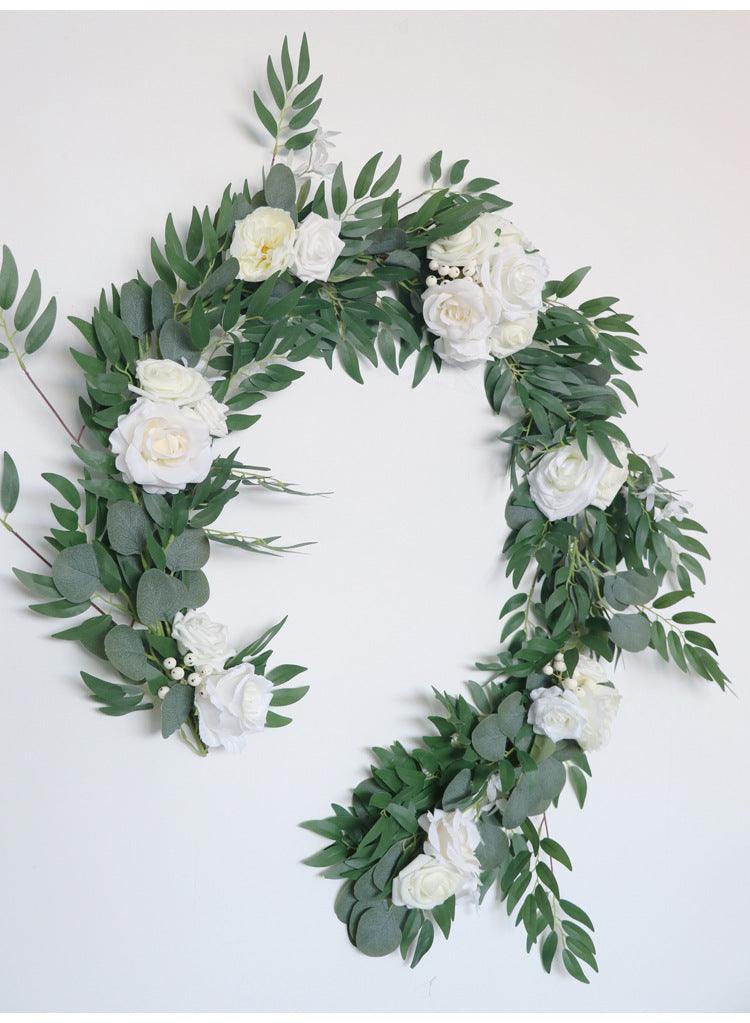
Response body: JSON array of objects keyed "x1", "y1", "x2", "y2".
[{"x1": 0, "y1": 34, "x2": 727, "y2": 980}]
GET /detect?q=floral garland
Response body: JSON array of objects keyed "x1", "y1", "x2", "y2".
[{"x1": 0, "y1": 36, "x2": 727, "y2": 978}]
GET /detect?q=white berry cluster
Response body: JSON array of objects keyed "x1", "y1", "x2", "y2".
[
  {"x1": 424, "y1": 258, "x2": 478, "y2": 289},
  {"x1": 541, "y1": 650, "x2": 568, "y2": 677},
  {"x1": 156, "y1": 653, "x2": 211, "y2": 699}
]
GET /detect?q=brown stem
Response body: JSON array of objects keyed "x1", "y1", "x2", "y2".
[
  {"x1": 20, "y1": 362, "x2": 80, "y2": 445},
  {"x1": 3, "y1": 521, "x2": 106, "y2": 616}
]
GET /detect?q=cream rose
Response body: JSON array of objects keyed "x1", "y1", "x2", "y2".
[
  {"x1": 422, "y1": 278, "x2": 494, "y2": 365},
  {"x1": 481, "y1": 213, "x2": 531, "y2": 250},
  {"x1": 291, "y1": 213, "x2": 344, "y2": 283},
  {"x1": 130, "y1": 358, "x2": 211, "y2": 406},
  {"x1": 109, "y1": 398, "x2": 213, "y2": 495},
  {"x1": 426, "y1": 215, "x2": 497, "y2": 269},
  {"x1": 171, "y1": 609, "x2": 236, "y2": 670},
  {"x1": 391, "y1": 854, "x2": 463, "y2": 911},
  {"x1": 528, "y1": 440, "x2": 611, "y2": 521},
  {"x1": 481, "y1": 243, "x2": 549, "y2": 321},
  {"x1": 489, "y1": 315, "x2": 537, "y2": 358},
  {"x1": 230, "y1": 207, "x2": 295, "y2": 282},
  {"x1": 420, "y1": 808, "x2": 481, "y2": 885},
  {"x1": 592, "y1": 440, "x2": 629, "y2": 510},
  {"x1": 563, "y1": 656, "x2": 621, "y2": 751},
  {"x1": 527, "y1": 686, "x2": 587, "y2": 743},
  {"x1": 195, "y1": 664, "x2": 274, "y2": 753}
]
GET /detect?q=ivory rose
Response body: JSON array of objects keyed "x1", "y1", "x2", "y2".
[
  {"x1": 195, "y1": 664, "x2": 274, "y2": 753},
  {"x1": 291, "y1": 212, "x2": 344, "y2": 282},
  {"x1": 527, "y1": 686, "x2": 587, "y2": 743},
  {"x1": 422, "y1": 278, "x2": 494, "y2": 365},
  {"x1": 109, "y1": 398, "x2": 212, "y2": 495},
  {"x1": 171, "y1": 609, "x2": 236, "y2": 670},
  {"x1": 131, "y1": 358, "x2": 211, "y2": 406},
  {"x1": 563, "y1": 656, "x2": 622, "y2": 751},
  {"x1": 391, "y1": 854, "x2": 463, "y2": 911},
  {"x1": 489, "y1": 315, "x2": 537, "y2": 358},
  {"x1": 481, "y1": 243, "x2": 549, "y2": 321},
  {"x1": 528, "y1": 440, "x2": 628, "y2": 521}
]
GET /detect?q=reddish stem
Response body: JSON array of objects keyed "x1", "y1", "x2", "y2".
[{"x1": 20, "y1": 362, "x2": 80, "y2": 445}]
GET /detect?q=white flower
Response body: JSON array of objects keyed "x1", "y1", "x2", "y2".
[
  {"x1": 563, "y1": 657, "x2": 621, "y2": 751},
  {"x1": 391, "y1": 853, "x2": 463, "y2": 911},
  {"x1": 420, "y1": 808, "x2": 481, "y2": 887},
  {"x1": 190, "y1": 395, "x2": 229, "y2": 438},
  {"x1": 592, "y1": 440, "x2": 629, "y2": 510},
  {"x1": 195, "y1": 664, "x2": 273, "y2": 753},
  {"x1": 171, "y1": 609, "x2": 236, "y2": 670},
  {"x1": 283, "y1": 122, "x2": 338, "y2": 185},
  {"x1": 489, "y1": 314, "x2": 537, "y2": 358},
  {"x1": 528, "y1": 440, "x2": 612, "y2": 521},
  {"x1": 422, "y1": 278, "x2": 494, "y2": 365},
  {"x1": 291, "y1": 213, "x2": 344, "y2": 283},
  {"x1": 481, "y1": 213, "x2": 532, "y2": 250},
  {"x1": 527, "y1": 686, "x2": 587, "y2": 743},
  {"x1": 481, "y1": 243, "x2": 549, "y2": 321},
  {"x1": 230, "y1": 207, "x2": 295, "y2": 282},
  {"x1": 130, "y1": 358, "x2": 211, "y2": 406},
  {"x1": 109, "y1": 398, "x2": 213, "y2": 495}
]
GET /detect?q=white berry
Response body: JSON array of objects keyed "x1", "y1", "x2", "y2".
[
  {"x1": 438, "y1": 264, "x2": 449, "y2": 277},
  {"x1": 448, "y1": 266, "x2": 460, "y2": 279},
  {"x1": 187, "y1": 673, "x2": 201, "y2": 687},
  {"x1": 542, "y1": 665, "x2": 554, "y2": 676},
  {"x1": 184, "y1": 652, "x2": 196, "y2": 667},
  {"x1": 425, "y1": 275, "x2": 437, "y2": 287},
  {"x1": 170, "y1": 667, "x2": 185, "y2": 681},
  {"x1": 199, "y1": 664, "x2": 213, "y2": 677},
  {"x1": 464, "y1": 262, "x2": 476, "y2": 276},
  {"x1": 157, "y1": 686, "x2": 169, "y2": 699},
  {"x1": 163, "y1": 657, "x2": 177, "y2": 671},
  {"x1": 428, "y1": 259, "x2": 438, "y2": 271}
]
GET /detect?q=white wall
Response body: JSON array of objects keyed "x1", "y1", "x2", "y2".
[{"x1": 0, "y1": 11, "x2": 748, "y2": 1012}]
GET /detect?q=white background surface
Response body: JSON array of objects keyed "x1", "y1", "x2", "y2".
[{"x1": 0, "y1": 11, "x2": 748, "y2": 1012}]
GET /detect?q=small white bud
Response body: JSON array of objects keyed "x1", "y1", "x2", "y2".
[
  {"x1": 183, "y1": 652, "x2": 196, "y2": 667},
  {"x1": 199, "y1": 664, "x2": 213, "y2": 677},
  {"x1": 428, "y1": 259, "x2": 439, "y2": 271},
  {"x1": 187, "y1": 672, "x2": 201, "y2": 687},
  {"x1": 425, "y1": 275, "x2": 437, "y2": 288},
  {"x1": 163, "y1": 657, "x2": 177, "y2": 671},
  {"x1": 170, "y1": 666, "x2": 185, "y2": 681},
  {"x1": 542, "y1": 664, "x2": 554, "y2": 676},
  {"x1": 438, "y1": 264, "x2": 449, "y2": 277},
  {"x1": 157, "y1": 686, "x2": 170, "y2": 699}
]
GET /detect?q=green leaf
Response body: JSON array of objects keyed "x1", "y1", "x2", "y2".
[
  {"x1": 1, "y1": 451, "x2": 20, "y2": 514},
  {"x1": 0, "y1": 245, "x2": 18, "y2": 309},
  {"x1": 120, "y1": 280, "x2": 151, "y2": 337},
  {"x1": 449, "y1": 159, "x2": 469, "y2": 184},
  {"x1": 354, "y1": 904, "x2": 402, "y2": 957},
  {"x1": 136, "y1": 568, "x2": 188, "y2": 626},
  {"x1": 442, "y1": 767, "x2": 472, "y2": 809},
  {"x1": 161, "y1": 683, "x2": 194, "y2": 738},
  {"x1": 556, "y1": 266, "x2": 591, "y2": 299},
  {"x1": 280, "y1": 36, "x2": 293, "y2": 90},
  {"x1": 159, "y1": 318, "x2": 198, "y2": 366},
  {"x1": 12, "y1": 567, "x2": 58, "y2": 598},
  {"x1": 471, "y1": 714, "x2": 507, "y2": 762},
  {"x1": 42, "y1": 472, "x2": 80, "y2": 509},
  {"x1": 410, "y1": 918, "x2": 434, "y2": 968},
  {"x1": 107, "y1": 501, "x2": 150, "y2": 555},
  {"x1": 353, "y1": 152, "x2": 382, "y2": 200},
  {"x1": 253, "y1": 91, "x2": 277, "y2": 138},
  {"x1": 51, "y1": 543, "x2": 100, "y2": 603},
  {"x1": 496, "y1": 691, "x2": 525, "y2": 738},
  {"x1": 25, "y1": 297, "x2": 57, "y2": 353},
  {"x1": 370, "y1": 156, "x2": 402, "y2": 198},
  {"x1": 14, "y1": 269, "x2": 41, "y2": 331},
  {"x1": 331, "y1": 163, "x2": 347, "y2": 216},
  {"x1": 540, "y1": 837, "x2": 572, "y2": 870},
  {"x1": 541, "y1": 930, "x2": 558, "y2": 973},
  {"x1": 266, "y1": 56, "x2": 285, "y2": 108},
  {"x1": 266, "y1": 663, "x2": 306, "y2": 685},
  {"x1": 428, "y1": 151, "x2": 442, "y2": 182},
  {"x1": 104, "y1": 625, "x2": 150, "y2": 681},
  {"x1": 610, "y1": 612, "x2": 651, "y2": 652},
  {"x1": 264, "y1": 163, "x2": 297, "y2": 214},
  {"x1": 165, "y1": 529, "x2": 210, "y2": 571},
  {"x1": 559, "y1": 898, "x2": 595, "y2": 931},
  {"x1": 297, "y1": 32, "x2": 310, "y2": 83},
  {"x1": 562, "y1": 948, "x2": 590, "y2": 984}
]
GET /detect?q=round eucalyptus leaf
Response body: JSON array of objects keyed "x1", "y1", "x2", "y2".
[
  {"x1": 354, "y1": 904, "x2": 402, "y2": 957},
  {"x1": 496, "y1": 691, "x2": 524, "y2": 739},
  {"x1": 104, "y1": 624, "x2": 150, "y2": 681},
  {"x1": 333, "y1": 881, "x2": 357, "y2": 924},
  {"x1": 159, "y1": 318, "x2": 198, "y2": 366},
  {"x1": 503, "y1": 757, "x2": 566, "y2": 829},
  {"x1": 471, "y1": 714, "x2": 507, "y2": 762},
  {"x1": 51, "y1": 544, "x2": 100, "y2": 603},
  {"x1": 136, "y1": 569, "x2": 188, "y2": 626},
  {"x1": 107, "y1": 501, "x2": 150, "y2": 555},
  {"x1": 120, "y1": 280, "x2": 151, "y2": 337},
  {"x1": 610, "y1": 612, "x2": 651, "y2": 652},
  {"x1": 165, "y1": 529, "x2": 210, "y2": 571},
  {"x1": 182, "y1": 569, "x2": 210, "y2": 609}
]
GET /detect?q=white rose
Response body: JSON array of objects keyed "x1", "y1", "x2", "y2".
[
  {"x1": 422, "y1": 278, "x2": 494, "y2": 365},
  {"x1": 195, "y1": 664, "x2": 273, "y2": 753},
  {"x1": 528, "y1": 440, "x2": 610, "y2": 521},
  {"x1": 189, "y1": 395, "x2": 229, "y2": 438},
  {"x1": 229, "y1": 207, "x2": 295, "y2": 282},
  {"x1": 391, "y1": 853, "x2": 463, "y2": 911},
  {"x1": 130, "y1": 358, "x2": 211, "y2": 406},
  {"x1": 420, "y1": 808, "x2": 481, "y2": 885},
  {"x1": 481, "y1": 243, "x2": 549, "y2": 321},
  {"x1": 563, "y1": 656, "x2": 621, "y2": 751},
  {"x1": 592, "y1": 440, "x2": 629, "y2": 510},
  {"x1": 481, "y1": 213, "x2": 531, "y2": 250},
  {"x1": 109, "y1": 398, "x2": 213, "y2": 495},
  {"x1": 171, "y1": 609, "x2": 236, "y2": 670},
  {"x1": 527, "y1": 686, "x2": 587, "y2": 743},
  {"x1": 489, "y1": 314, "x2": 537, "y2": 358},
  {"x1": 291, "y1": 213, "x2": 344, "y2": 283}
]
